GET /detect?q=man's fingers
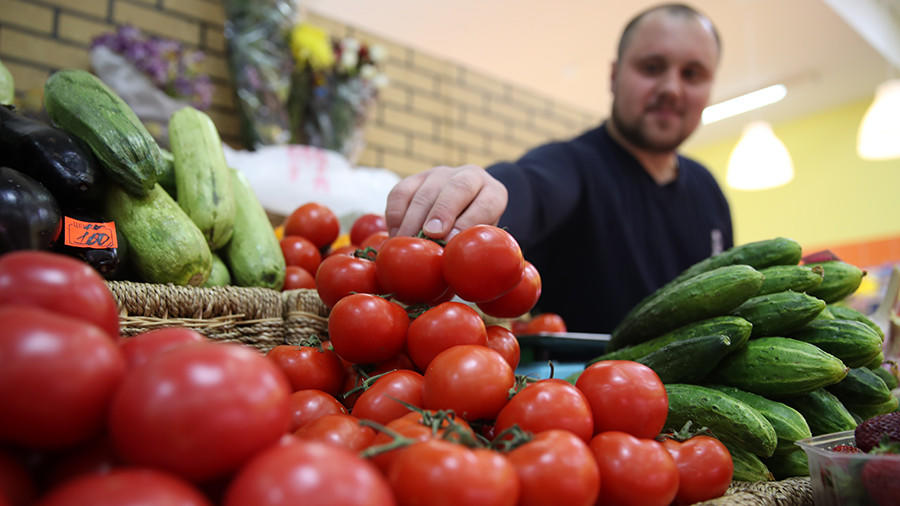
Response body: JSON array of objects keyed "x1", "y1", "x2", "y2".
[
  {"x1": 385, "y1": 171, "x2": 427, "y2": 236},
  {"x1": 449, "y1": 176, "x2": 508, "y2": 237},
  {"x1": 420, "y1": 166, "x2": 490, "y2": 239}
]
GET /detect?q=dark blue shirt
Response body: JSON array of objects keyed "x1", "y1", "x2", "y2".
[{"x1": 487, "y1": 123, "x2": 733, "y2": 333}]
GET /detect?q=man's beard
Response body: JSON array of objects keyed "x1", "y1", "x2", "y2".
[{"x1": 611, "y1": 103, "x2": 686, "y2": 153}]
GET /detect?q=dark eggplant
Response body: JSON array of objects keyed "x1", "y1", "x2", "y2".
[
  {"x1": 0, "y1": 166, "x2": 61, "y2": 253},
  {"x1": 54, "y1": 207, "x2": 131, "y2": 280},
  {"x1": 0, "y1": 104, "x2": 105, "y2": 209}
]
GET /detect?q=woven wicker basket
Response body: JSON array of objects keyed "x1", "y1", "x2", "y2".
[
  {"x1": 696, "y1": 477, "x2": 812, "y2": 506},
  {"x1": 106, "y1": 281, "x2": 329, "y2": 352}
]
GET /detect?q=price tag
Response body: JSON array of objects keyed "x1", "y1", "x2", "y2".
[{"x1": 63, "y1": 217, "x2": 118, "y2": 249}]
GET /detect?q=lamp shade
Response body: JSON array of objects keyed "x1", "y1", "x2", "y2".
[
  {"x1": 857, "y1": 79, "x2": 900, "y2": 160},
  {"x1": 726, "y1": 121, "x2": 794, "y2": 191}
]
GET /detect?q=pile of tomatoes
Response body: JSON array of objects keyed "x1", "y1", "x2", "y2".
[{"x1": 0, "y1": 229, "x2": 734, "y2": 505}]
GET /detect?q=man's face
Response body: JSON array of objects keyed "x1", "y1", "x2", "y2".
[{"x1": 610, "y1": 12, "x2": 719, "y2": 153}]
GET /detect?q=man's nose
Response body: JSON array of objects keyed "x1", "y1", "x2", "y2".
[{"x1": 656, "y1": 69, "x2": 684, "y2": 99}]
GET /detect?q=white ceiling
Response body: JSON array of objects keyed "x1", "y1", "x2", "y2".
[{"x1": 305, "y1": 0, "x2": 900, "y2": 148}]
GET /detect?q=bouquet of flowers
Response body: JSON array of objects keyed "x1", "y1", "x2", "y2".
[
  {"x1": 91, "y1": 25, "x2": 213, "y2": 110},
  {"x1": 287, "y1": 23, "x2": 388, "y2": 163}
]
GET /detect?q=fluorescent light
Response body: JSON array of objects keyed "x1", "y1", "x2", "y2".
[
  {"x1": 726, "y1": 121, "x2": 794, "y2": 191},
  {"x1": 702, "y1": 84, "x2": 787, "y2": 125},
  {"x1": 857, "y1": 79, "x2": 900, "y2": 160}
]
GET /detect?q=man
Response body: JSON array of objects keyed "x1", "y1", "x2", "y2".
[{"x1": 385, "y1": 3, "x2": 733, "y2": 333}]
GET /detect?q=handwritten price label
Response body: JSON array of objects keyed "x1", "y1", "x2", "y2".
[{"x1": 64, "y1": 217, "x2": 118, "y2": 249}]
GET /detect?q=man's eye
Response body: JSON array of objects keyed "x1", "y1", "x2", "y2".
[{"x1": 641, "y1": 61, "x2": 664, "y2": 74}]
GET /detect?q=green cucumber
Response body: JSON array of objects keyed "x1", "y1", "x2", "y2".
[
  {"x1": 590, "y1": 315, "x2": 751, "y2": 363},
  {"x1": 0, "y1": 58, "x2": 13, "y2": 105},
  {"x1": 709, "y1": 337, "x2": 848, "y2": 397},
  {"x1": 222, "y1": 168, "x2": 285, "y2": 290},
  {"x1": 105, "y1": 183, "x2": 211, "y2": 286},
  {"x1": 845, "y1": 395, "x2": 899, "y2": 421},
  {"x1": 610, "y1": 264, "x2": 763, "y2": 351},
  {"x1": 827, "y1": 367, "x2": 893, "y2": 406},
  {"x1": 724, "y1": 442, "x2": 774, "y2": 482},
  {"x1": 664, "y1": 383, "x2": 778, "y2": 457},
  {"x1": 731, "y1": 290, "x2": 826, "y2": 337},
  {"x1": 636, "y1": 334, "x2": 732, "y2": 384},
  {"x1": 757, "y1": 264, "x2": 824, "y2": 295},
  {"x1": 781, "y1": 388, "x2": 857, "y2": 436},
  {"x1": 669, "y1": 237, "x2": 802, "y2": 286},
  {"x1": 814, "y1": 306, "x2": 836, "y2": 320},
  {"x1": 827, "y1": 304, "x2": 884, "y2": 340},
  {"x1": 805, "y1": 261, "x2": 865, "y2": 303},
  {"x1": 763, "y1": 448, "x2": 809, "y2": 479},
  {"x1": 862, "y1": 351, "x2": 885, "y2": 370},
  {"x1": 871, "y1": 366, "x2": 899, "y2": 390},
  {"x1": 44, "y1": 69, "x2": 160, "y2": 197},
  {"x1": 789, "y1": 319, "x2": 883, "y2": 368},
  {"x1": 708, "y1": 385, "x2": 812, "y2": 455}
]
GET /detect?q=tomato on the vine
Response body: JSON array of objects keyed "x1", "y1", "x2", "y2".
[
  {"x1": 575, "y1": 360, "x2": 668, "y2": 438},
  {"x1": 358, "y1": 231, "x2": 389, "y2": 252},
  {"x1": 327, "y1": 293, "x2": 409, "y2": 364},
  {"x1": 494, "y1": 379, "x2": 594, "y2": 443},
  {"x1": 485, "y1": 325, "x2": 521, "y2": 369},
  {"x1": 423, "y1": 345, "x2": 514, "y2": 421},
  {"x1": 314, "y1": 253, "x2": 380, "y2": 308},
  {"x1": 283, "y1": 202, "x2": 339, "y2": 249},
  {"x1": 351, "y1": 369, "x2": 425, "y2": 425},
  {"x1": 365, "y1": 410, "x2": 474, "y2": 473},
  {"x1": 589, "y1": 431, "x2": 679, "y2": 506},
  {"x1": 507, "y1": 429, "x2": 600, "y2": 506},
  {"x1": 293, "y1": 413, "x2": 376, "y2": 452},
  {"x1": 38, "y1": 469, "x2": 210, "y2": 506},
  {"x1": 524, "y1": 313, "x2": 567, "y2": 334},
  {"x1": 375, "y1": 236, "x2": 448, "y2": 304},
  {"x1": 283, "y1": 265, "x2": 316, "y2": 290},
  {"x1": 406, "y1": 301, "x2": 487, "y2": 371},
  {"x1": 280, "y1": 235, "x2": 322, "y2": 275},
  {"x1": 661, "y1": 435, "x2": 733, "y2": 505},
  {"x1": 119, "y1": 327, "x2": 207, "y2": 370},
  {"x1": 287, "y1": 389, "x2": 347, "y2": 432},
  {"x1": 350, "y1": 213, "x2": 387, "y2": 246},
  {"x1": 442, "y1": 225, "x2": 525, "y2": 302},
  {"x1": 266, "y1": 344, "x2": 346, "y2": 396},
  {"x1": 477, "y1": 261, "x2": 542, "y2": 318}
]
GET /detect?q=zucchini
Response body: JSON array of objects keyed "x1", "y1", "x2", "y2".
[
  {"x1": 805, "y1": 261, "x2": 865, "y2": 303},
  {"x1": 157, "y1": 148, "x2": 176, "y2": 196},
  {"x1": 169, "y1": 107, "x2": 236, "y2": 250},
  {"x1": 636, "y1": 334, "x2": 733, "y2": 383},
  {"x1": 789, "y1": 319, "x2": 883, "y2": 368},
  {"x1": 610, "y1": 265, "x2": 763, "y2": 351},
  {"x1": 871, "y1": 366, "x2": 899, "y2": 390},
  {"x1": 757, "y1": 264, "x2": 824, "y2": 295},
  {"x1": 845, "y1": 395, "x2": 899, "y2": 421},
  {"x1": 105, "y1": 183, "x2": 211, "y2": 286},
  {"x1": 44, "y1": 69, "x2": 160, "y2": 197},
  {"x1": 708, "y1": 385, "x2": 812, "y2": 455},
  {"x1": 724, "y1": 442, "x2": 774, "y2": 482},
  {"x1": 664, "y1": 383, "x2": 778, "y2": 457},
  {"x1": 668, "y1": 237, "x2": 802, "y2": 286},
  {"x1": 731, "y1": 290, "x2": 826, "y2": 337},
  {"x1": 828, "y1": 304, "x2": 884, "y2": 340},
  {"x1": 222, "y1": 168, "x2": 285, "y2": 290},
  {"x1": 781, "y1": 388, "x2": 857, "y2": 436},
  {"x1": 709, "y1": 337, "x2": 848, "y2": 397},
  {"x1": 763, "y1": 448, "x2": 809, "y2": 479},
  {"x1": 203, "y1": 252, "x2": 232, "y2": 287},
  {"x1": 0, "y1": 58, "x2": 13, "y2": 105},
  {"x1": 827, "y1": 367, "x2": 893, "y2": 406},
  {"x1": 590, "y1": 315, "x2": 751, "y2": 363}
]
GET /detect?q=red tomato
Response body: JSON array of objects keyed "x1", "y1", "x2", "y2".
[
  {"x1": 315, "y1": 253, "x2": 380, "y2": 308},
  {"x1": 375, "y1": 236, "x2": 448, "y2": 304},
  {"x1": 442, "y1": 225, "x2": 525, "y2": 302},
  {"x1": 423, "y1": 345, "x2": 514, "y2": 421},
  {"x1": 328, "y1": 293, "x2": 409, "y2": 364},
  {"x1": 283, "y1": 265, "x2": 316, "y2": 290},
  {"x1": 388, "y1": 439, "x2": 519, "y2": 506},
  {"x1": 507, "y1": 430, "x2": 600, "y2": 506},
  {"x1": 37, "y1": 469, "x2": 210, "y2": 506},
  {"x1": 365, "y1": 410, "x2": 475, "y2": 474},
  {"x1": 283, "y1": 202, "x2": 339, "y2": 249},
  {"x1": 266, "y1": 344, "x2": 346, "y2": 396},
  {"x1": 661, "y1": 435, "x2": 733, "y2": 505},
  {"x1": 589, "y1": 431, "x2": 679, "y2": 506},
  {"x1": 494, "y1": 379, "x2": 594, "y2": 442},
  {"x1": 350, "y1": 213, "x2": 387, "y2": 246},
  {"x1": 351, "y1": 370, "x2": 425, "y2": 424},
  {"x1": 287, "y1": 389, "x2": 347, "y2": 432},
  {"x1": 406, "y1": 302, "x2": 488, "y2": 371},
  {"x1": 119, "y1": 327, "x2": 207, "y2": 370},
  {"x1": 108, "y1": 342, "x2": 291, "y2": 482},
  {"x1": 358, "y1": 230, "x2": 389, "y2": 252},
  {"x1": 0, "y1": 450, "x2": 36, "y2": 506},
  {"x1": 477, "y1": 261, "x2": 542, "y2": 318},
  {"x1": 485, "y1": 325, "x2": 521, "y2": 369},
  {"x1": 326, "y1": 244, "x2": 357, "y2": 257},
  {"x1": 575, "y1": 360, "x2": 668, "y2": 438},
  {"x1": 224, "y1": 440, "x2": 394, "y2": 506},
  {"x1": 524, "y1": 313, "x2": 567, "y2": 334},
  {"x1": 0, "y1": 305, "x2": 125, "y2": 449},
  {"x1": 293, "y1": 413, "x2": 375, "y2": 452},
  {"x1": 0, "y1": 250, "x2": 120, "y2": 339},
  {"x1": 280, "y1": 235, "x2": 322, "y2": 274}
]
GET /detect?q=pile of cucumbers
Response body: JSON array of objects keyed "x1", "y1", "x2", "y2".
[
  {"x1": 39, "y1": 69, "x2": 284, "y2": 289},
  {"x1": 587, "y1": 237, "x2": 898, "y2": 482}
]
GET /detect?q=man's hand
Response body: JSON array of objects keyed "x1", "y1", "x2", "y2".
[{"x1": 385, "y1": 165, "x2": 508, "y2": 239}]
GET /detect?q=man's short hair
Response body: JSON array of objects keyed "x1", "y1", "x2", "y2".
[{"x1": 616, "y1": 3, "x2": 721, "y2": 61}]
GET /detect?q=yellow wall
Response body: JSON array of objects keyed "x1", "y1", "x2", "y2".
[{"x1": 685, "y1": 98, "x2": 900, "y2": 251}]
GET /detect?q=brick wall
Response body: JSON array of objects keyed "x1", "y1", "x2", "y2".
[{"x1": 0, "y1": 1, "x2": 600, "y2": 176}]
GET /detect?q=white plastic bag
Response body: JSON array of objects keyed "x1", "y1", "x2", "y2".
[{"x1": 222, "y1": 144, "x2": 400, "y2": 225}]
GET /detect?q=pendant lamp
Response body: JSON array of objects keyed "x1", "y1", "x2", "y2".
[
  {"x1": 857, "y1": 79, "x2": 900, "y2": 160},
  {"x1": 726, "y1": 121, "x2": 794, "y2": 191}
]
